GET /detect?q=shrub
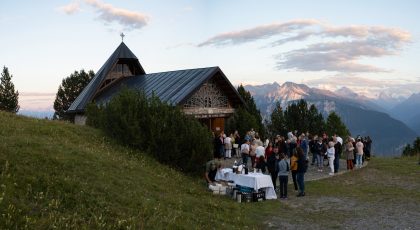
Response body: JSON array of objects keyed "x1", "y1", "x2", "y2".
[{"x1": 86, "y1": 89, "x2": 213, "y2": 175}]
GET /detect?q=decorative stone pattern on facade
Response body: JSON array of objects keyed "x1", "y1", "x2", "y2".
[{"x1": 184, "y1": 80, "x2": 229, "y2": 109}]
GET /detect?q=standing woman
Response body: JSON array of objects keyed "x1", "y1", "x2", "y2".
[
  {"x1": 345, "y1": 137, "x2": 355, "y2": 170},
  {"x1": 249, "y1": 143, "x2": 257, "y2": 168},
  {"x1": 296, "y1": 147, "x2": 307, "y2": 197},
  {"x1": 277, "y1": 153, "x2": 290, "y2": 199},
  {"x1": 265, "y1": 142, "x2": 273, "y2": 160},
  {"x1": 355, "y1": 138, "x2": 364, "y2": 168},
  {"x1": 290, "y1": 149, "x2": 299, "y2": 192}
]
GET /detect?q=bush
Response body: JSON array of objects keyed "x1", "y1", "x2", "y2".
[{"x1": 86, "y1": 89, "x2": 213, "y2": 175}]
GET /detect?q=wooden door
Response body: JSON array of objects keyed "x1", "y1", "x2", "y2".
[{"x1": 211, "y1": 117, "x2": 225, "y2": 133}]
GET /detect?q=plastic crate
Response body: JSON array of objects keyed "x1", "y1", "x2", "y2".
[
  {"x1": 242, "y1": 192, "x2": 253, "y2": 203},
  {"x1": 252, "y1": 190, "x2": 266, "y2": 202}
]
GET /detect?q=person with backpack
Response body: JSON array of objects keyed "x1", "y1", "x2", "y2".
[{"x1": 277, "y1": 153, "x2": 290, "y2": 199}]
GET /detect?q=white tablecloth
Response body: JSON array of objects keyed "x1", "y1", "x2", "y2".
[
  {"x1": 215, "y1": 169, "x2": 277, "y2": 200},
  {"x1": 215, "y1": 168, "x2": 234, "y2": 181},
  {"x1": 234, "y1": 173, "x2": 277, "y2": 199}
]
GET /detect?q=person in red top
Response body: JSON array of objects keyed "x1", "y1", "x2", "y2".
[{"x1": 265, "y1": 142, "x2": 273, "y2": 160}]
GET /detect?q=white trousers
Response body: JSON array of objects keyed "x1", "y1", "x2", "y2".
[
  {"x1": 328, "y1": 157, "x2": 335, "y2": 173},
  {"x1": 225, "y1": 149, "x2": 231, "y2": 158}
]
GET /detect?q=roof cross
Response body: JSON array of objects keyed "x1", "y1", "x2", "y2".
[{"x1": 120, "y1": 32, "x2": 125, "y2": 42}]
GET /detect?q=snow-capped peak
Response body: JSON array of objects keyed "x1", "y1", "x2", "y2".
[{"x1": 335, "y1": 87, "x2": 358, "y2": 98}]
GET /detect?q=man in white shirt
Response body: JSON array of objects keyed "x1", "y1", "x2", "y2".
[{"x1": 241, "y1": 140, "x2": 250, "y2": 167}]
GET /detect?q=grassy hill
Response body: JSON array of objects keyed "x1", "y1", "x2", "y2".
[
  {"x1": 0, "y1": 112, "x2": 253, "y2": 229},
  {"x1": 1, "y1": 111, "x2": 419, "y2": 229}
]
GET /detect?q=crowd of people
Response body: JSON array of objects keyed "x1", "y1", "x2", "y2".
[{"x1": 206, "y1": 128, "x2": 373, "y2": 199}]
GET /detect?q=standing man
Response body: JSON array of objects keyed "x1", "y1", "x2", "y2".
[
  {"x1": 241, "y1": 139, "x2": 250, "y2": 167},
  {"x1": 333, "y1": 136, "x2": 342, "y2": 173},
  {"x1": 267, "y1": 147, "x2": 279, "y2": 189}
]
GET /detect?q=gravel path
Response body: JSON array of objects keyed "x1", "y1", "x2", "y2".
[{"x1": 220, "y1": 156, "x2": 420, "y2": 229}]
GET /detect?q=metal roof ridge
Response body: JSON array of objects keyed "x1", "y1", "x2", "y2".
[{"x1": 144, "y1": 66, "x2": 219, "y2": 75}]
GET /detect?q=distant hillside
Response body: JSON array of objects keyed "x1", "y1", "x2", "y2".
[
  {"x1": 18, "y1": 109, "x2": 54, "y2": 119},
  {"x1": 390, "y1": 93, "x2": 420, "y2": 135},
  {"x1": 0, "y1": 112, "x2": 252, "y2": 228},
  {"x1": 245, "y1": 82, "x2": 417, "y2": 156}
]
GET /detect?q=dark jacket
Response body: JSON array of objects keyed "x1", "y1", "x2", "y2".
[
  {"x1": 334, "y1": 142, "x2": 342, "y2": 158},
  {"x1": 256, "y1": 160, "x2": 267, "y2": 173},
  {"x1": 267, "y1": 154, "x2": 278, "y2": 173},
  {"x1": 297, "y1": 157, "x2": 307, "y2": 173}
]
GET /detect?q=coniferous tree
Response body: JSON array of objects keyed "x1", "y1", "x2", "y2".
[
  {"x1": 268, "y1": 101, "x2": 286, "y2": 136},
  {"x1": 307, "y1": 104, "x2": 325, "y2": 135},
  {"x1": 0, "y1": 66, "x2": 19, "y2": 113},
  {"x1": 283, "y1": 102, "x2": 300, "y2": 133},
  {"x1": 237, "y1": 84, "x2": 265, "y2": 136},
  {"x1": 414, "y1": 137, "x2": 420, "y2": 152},
  {"x1": 402, "y1": 144, "x2": 413, "y2": 157},
  {"x1": 53, "y1": 69, "x2": 95, "y2": 120},
  {"x1": 225, "y1": 107, "x2": 259, "y2": 138},
  {"x1": 325, "y1": 111, "x2": 350, "y2": 137}
]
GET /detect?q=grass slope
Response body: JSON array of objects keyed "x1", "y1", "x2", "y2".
[
  {"x1": 1, "y1": 111, "x2": 419, "y2": 229},
  {"x1": 0, "y1": 112, "x2": 253, "y2": 229}
]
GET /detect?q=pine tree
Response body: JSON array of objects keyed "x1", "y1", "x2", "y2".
[
  {"x1": 402, "y1": 144, "x2": 413, "y2": 157},
  {"x1": 53, "y1": 69, "x2": 95, "y2": 120},
  {"x1": 307, "y1": 104, "x2": 325, "y2": 135},
  {"x1": 0, "y1": 66, "x2": 19, "y2": 113},
  {"x1": 325, "y1": 111, "x2": 350, "y2": 137},
  {"x1": 268, "y1": 101, "x2": 286, "y2": 136},
  {"x1": 237, "y1": 84, "x2": 265, "y2": 136},
  {"x1": 283, "y1": 102, "x2": 300, "y2": 132}
]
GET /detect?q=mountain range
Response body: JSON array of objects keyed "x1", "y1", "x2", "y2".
[{"x1": 244, "y1": 82, "x2": 419, "y2": 156}]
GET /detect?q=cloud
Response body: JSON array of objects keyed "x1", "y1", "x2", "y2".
[
  {"x1": 198, "y1": 19, "x2": 411, "y2": 73},
  {"x1": 303, "y1": 75, "x2": 420, "y2": 98},
  {"x1": 276, "y1": 40, "x2": 394, "y2": 72},
  {"x1": 19, "y1": 92, "x2": 56, "y2": 111},
  {"x1": 166, "y1": 42, "x2": 195, "y2": 50},
  {"x1": 84, "y1": 0, "x2": 149, "y2": 30},
  {"x1": 198, "y1": 19, "x2": 320, "y2": 47},
  {"x1": 58, "y1": 0, "x2": 149, "y2": 30},
  {"x1": 58, "y1": 1, "x2": 81, "y2": 15}
]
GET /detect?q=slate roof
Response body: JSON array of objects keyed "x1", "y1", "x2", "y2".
[
  {"x1": 94, "y1": 66, "x2": 244, "y2": 107},
  {"x1": 67, "y1": 42, "x2": 145, "y2": 113}
]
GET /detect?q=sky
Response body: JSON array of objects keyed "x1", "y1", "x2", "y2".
[{"x1": 1, "y1": 0, "x2": 420, "y2": 112}]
